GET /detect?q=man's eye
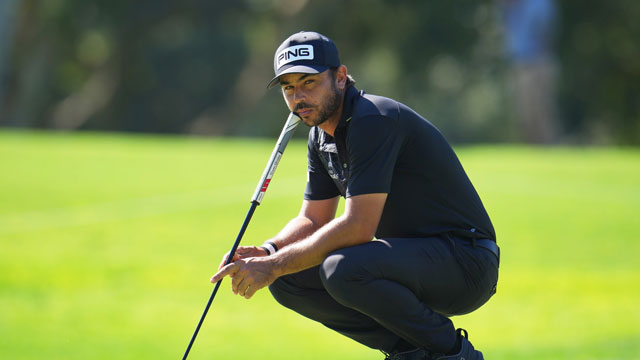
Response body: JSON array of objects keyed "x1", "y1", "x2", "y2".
[{"x1": 304, "y1": 80, "x2": 314, "y2": 85}]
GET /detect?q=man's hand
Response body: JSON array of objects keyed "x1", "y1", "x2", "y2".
[
  {"x1": 211, "y1": 257, "x2": 277, "y2": 299},
  {"x1": 217, "y1": 246, "x2": 268, "y2": 270}
]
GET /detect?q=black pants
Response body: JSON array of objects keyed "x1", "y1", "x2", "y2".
[{"x1": 268, "y1": 235, "x2": 499, "y2": 354}]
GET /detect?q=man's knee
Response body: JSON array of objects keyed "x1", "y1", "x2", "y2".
[
  {"x1": 320, "y1": 250, "x2": 369, "y2": 305},
  {"x1": 268, "y1": 277, "x2": 299, "y2": 310},
  {"x1": 268, "y1": 266, "x2": 325, "y2": 310}
]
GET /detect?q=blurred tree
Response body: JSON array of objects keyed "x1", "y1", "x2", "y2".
[
  {"x1": 2, "y1": 1, "x2": 251, "y2": 133},
  {"x1": 0, "y1": 0, "x2": 20, "y2": 120},
  {"x1": 556, "y1": 0, "x2": 640, "y2": 144}
]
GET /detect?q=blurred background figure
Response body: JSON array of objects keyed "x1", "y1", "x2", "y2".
[{"x1": 501, "y1": 0, "x2": 559, "y2": 144}]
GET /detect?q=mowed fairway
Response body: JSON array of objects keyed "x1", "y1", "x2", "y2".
[{"x1": 1, "y1": 130, "x2": 639, "y2": 359}]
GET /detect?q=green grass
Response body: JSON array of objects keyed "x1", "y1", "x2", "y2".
[{"x1": 1, "y1": 130, "x2": 639, "y2": 359}]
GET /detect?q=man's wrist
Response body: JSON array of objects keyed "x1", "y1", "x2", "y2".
[{"x1": 260, "y1": 241, "x2": 278, "y2": 256}]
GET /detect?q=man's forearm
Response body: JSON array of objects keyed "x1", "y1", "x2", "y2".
[
  {"x1": 268, "y1": 216, "x2": 323, "y2": 250},
  {"x1": 270, "y1": 214, "x2": 373, "y2": 278},
  {"x1": 269, "y1": 193, "x2": 386, "y2": 278}
]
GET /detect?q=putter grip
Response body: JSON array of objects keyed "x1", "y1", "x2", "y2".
[{"x1": 251, "y1": 112, "x2": 301, "y2": 204}]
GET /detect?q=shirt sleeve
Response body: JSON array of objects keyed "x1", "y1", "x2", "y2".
[
  {"x1": 304, "y1": 129, "x2": 341, "y2": 200},
  {"x1": 345, "y1": 115, "x2": 404, "y2": 197}
]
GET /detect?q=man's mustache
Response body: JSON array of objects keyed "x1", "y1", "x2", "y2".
[{"x1": 294, "y1": 103, "x2": 315, "y2": 112}]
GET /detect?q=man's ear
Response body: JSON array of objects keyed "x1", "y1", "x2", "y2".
[{"x1": 335, "y1": 65, "x2": 348, "y2": 90}]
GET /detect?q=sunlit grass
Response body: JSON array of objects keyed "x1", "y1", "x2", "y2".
[{"x1": 1, "y1": 130, "x2": 638, "y2": 359}]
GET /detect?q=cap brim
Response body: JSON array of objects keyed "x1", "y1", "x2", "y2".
[{"x1": 266, "y1": 64, "x2": 329, "y2": 89}]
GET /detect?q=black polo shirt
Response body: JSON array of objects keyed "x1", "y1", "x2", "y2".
[{"x1": 304, "y1": 85, "x2": 496, "y2": 241}]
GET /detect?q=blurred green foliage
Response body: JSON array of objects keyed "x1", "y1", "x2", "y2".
[{"x1": 0, "y1": 0, "x2": 638, "y2": 144}]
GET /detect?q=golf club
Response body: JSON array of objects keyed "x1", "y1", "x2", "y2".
[{"x1": 181, "y1": 112, "x2": 301, "y2": 359}]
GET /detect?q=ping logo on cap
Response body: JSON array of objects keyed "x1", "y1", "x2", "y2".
[{"x1": 277, "y1": 45, "x2": 314, "y2": 69}]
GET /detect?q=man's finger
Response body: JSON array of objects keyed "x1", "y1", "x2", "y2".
[
  {"x1": 218, "y1": 253, "x2": 229, "y2": 270},
  {"x1": 236, "y1": 277, "x2": 250, "y2": 298},
  {"x1": 210, "y1": 262, "x2": 239, "y2": 283},
  {"x1": 243, "y1": 284, "x2": 260, "y2": 299}
]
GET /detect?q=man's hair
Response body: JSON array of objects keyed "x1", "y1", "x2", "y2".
[{"x1": 329, "y1": 67, "x2": 356, "y2": 87}]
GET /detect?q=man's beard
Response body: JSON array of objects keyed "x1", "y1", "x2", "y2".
[{"x1": 295, "y1": 84, "x2": 342, "y2": 127}]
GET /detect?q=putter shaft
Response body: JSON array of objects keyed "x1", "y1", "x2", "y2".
[{"x1": 182, "y1": 113, "x2": 300, "y2": 359}]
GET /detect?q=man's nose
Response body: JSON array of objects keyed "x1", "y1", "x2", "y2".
[{"x1": 293, "y1": 87, "x2": 306, "y2": 103}]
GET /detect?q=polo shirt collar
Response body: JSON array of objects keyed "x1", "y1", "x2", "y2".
[{"x1": 336, "y1": 85, "x2": 360, "y2": 130}]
